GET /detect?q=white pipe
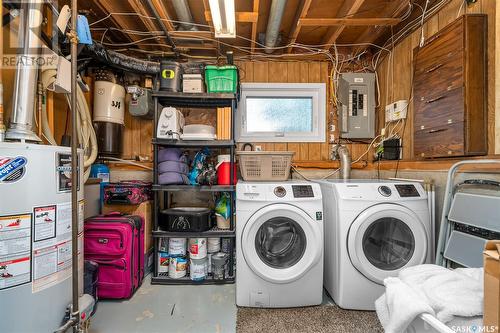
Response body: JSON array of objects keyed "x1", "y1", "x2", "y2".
[
  {"x1": 264, "y1": 0, "x2": 287, "y2": 54},
  {"x1": 41, "y1": 69, "x2": 97, "y2": 181}
]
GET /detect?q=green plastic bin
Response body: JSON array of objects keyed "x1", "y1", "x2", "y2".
[{"x1": 205, "y1": 65, "x2": 238, "y2": 93}]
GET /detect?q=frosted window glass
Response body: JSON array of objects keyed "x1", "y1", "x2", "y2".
[{"x1": 246, "y1": 97, "x2": 313, "y2": 133}]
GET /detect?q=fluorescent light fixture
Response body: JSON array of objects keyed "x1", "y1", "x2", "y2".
[{"x1": 208, "y1": 0, "x2": 236, "y2": 38}]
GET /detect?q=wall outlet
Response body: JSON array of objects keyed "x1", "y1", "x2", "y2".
[{"x1": 385, "y1": 100, "x2": 408, "y2": 122}]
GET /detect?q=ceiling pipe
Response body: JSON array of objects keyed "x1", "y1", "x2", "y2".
[
  {"x1": 6, "y1": 0, "x2": 43, "y2": 141},
  {"x1": 264, "y1": 0, "x2": 287, "y2": 54},
  {"x1": 171, "y1": 0, "x2": 198, "y2": 31},
  {"x1": 142, "y1": 0, "x2": 180, "y2": 57}
]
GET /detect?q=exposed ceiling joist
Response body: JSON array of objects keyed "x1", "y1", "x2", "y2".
[
  {"x1": 322, "y1": 0, "x2": 366, "y2": 49},
  {"x1": 170, "y1": 30, "x2": 213, "y2": 38},
  {"x1": 92, "y1": 0, "x2": 138, "y2": 44},
  {"x1": 299, "y1": 17, "x2": 401, "y2": 26},
  {"x1": 351, "y1": 0, "x2": 411, "y2": 56},
  {"x1": 127, "y1": 0, "x2": 160, "y2": 33},
  {"x1": 150, "y1": 0, "x2": 175, "y2": 31},
  {"x1": 250, "y1": 0, "x2": 260, "y2": 54},
  {"x1": 204, "y1": 11, "x2": 259, "y2": 23},
  {"x1": 286, "y1": 0, "x2": 313, "y2": 54}
]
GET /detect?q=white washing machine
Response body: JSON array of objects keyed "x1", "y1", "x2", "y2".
[
  {"x1": 315, "y1": 180, "x2": 431, "y2": 310},
  {"x1": 236, "y1": 181, "x2": 324, "y2": 308}
]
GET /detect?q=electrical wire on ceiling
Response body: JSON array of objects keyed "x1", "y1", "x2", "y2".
[{"x1": 83, "y1": 1, "x2": 448, "y2": 173}]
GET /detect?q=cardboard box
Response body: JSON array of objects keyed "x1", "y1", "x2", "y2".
[
  {"x1": 103, "y1": 201, "x2": 153, "y2": 271},
  {"x1": 484, "y1": 240, "x2": 500, "y2": 332}
]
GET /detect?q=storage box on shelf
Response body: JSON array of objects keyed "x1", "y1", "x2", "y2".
[{"x1": 151, "y1": 90, "x2": 237, "y2": 285}]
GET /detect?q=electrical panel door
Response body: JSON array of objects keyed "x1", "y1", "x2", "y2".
[{"x1": 338, "y1": 73, "x2": 375, "y2": 139}]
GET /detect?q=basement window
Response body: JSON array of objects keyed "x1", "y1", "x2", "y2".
[{"x1": 236, "y1": 83, "x2": 326, "y2": 142}]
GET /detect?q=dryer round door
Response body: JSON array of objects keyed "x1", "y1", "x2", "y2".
[
  {"x1": 241, "y1": 203, "x2": 322, "y2": 284},
  {"x1": 347, "y1": 203, "x2": 428, "y2": 285}
]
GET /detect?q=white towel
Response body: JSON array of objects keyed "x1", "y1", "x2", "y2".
[
  {"x1": 375, "y1": 264, "x2": 484, "y2": 333},
  {"x1": 375, "y1": 277, "x2": 434, "y2": 333},
  {"x1": 399, "y1": 265, "x2": 483, "y2": 323}
]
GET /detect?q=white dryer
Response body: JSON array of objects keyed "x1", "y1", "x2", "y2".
[
  {"x1": 236, "y1": 181, "x2": 324, "y2": 308},
  {"x1": 316, "y1": 180, "x2": 431, "y2": 310}
]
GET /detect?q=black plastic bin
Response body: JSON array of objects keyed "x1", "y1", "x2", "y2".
[{"x1": 160, "y1": 207, "x2": 213, "y2": 232}]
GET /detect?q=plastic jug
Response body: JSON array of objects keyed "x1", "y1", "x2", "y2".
[{"x1": 216, "y1": 155, "x2": 237, "y2": 185}]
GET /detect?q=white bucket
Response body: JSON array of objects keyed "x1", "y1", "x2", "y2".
[
  {"x1": 169, "y1": 238, "x2": 187, "y2": 257},
  {"x1": 158, "y1": 252, "x2": 169, "y2": 273},
  {"x1": 190, "y1": 258, "x2": 208, "y2": 281},
  {"x1": 207, "y1": 238, "x2": 221, "y2": 253},
  {"x1": 189, "y1": 238, "x2": 207, "y2": 259},
  {"x1": 168, "y1": 257, "x2": 187, "y2": 278}
]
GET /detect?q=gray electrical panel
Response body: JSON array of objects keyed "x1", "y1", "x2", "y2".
[{"x1": 338, "y1": 73, "x2": 376, "y2": 138}]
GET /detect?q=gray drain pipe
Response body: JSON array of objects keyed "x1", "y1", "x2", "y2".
[
  {"x1": 264, "y1": 0, "x2": 287, "y2": 54},
  {"x1": 6, "y1": 0, "x2": 43, "y2": 141}
]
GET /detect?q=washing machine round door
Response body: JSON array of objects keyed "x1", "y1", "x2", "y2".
[
  {"x1": 241, "y1": 203, "x2": 322, "y2": 284},
  {"x1": 347, "y1": 203, "x2": 428, "y2": 285}
]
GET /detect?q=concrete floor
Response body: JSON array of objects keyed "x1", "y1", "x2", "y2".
[
  {"x1": 89, "y1": 275, "x2": 237, "y2": 333},
  {"x1": 89, "y1": 274, "x2": 335, "y2": 333}
]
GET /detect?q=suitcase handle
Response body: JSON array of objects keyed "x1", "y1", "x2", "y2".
[
  {"x1": 105, "y1": 191, "x2": 132, "y2": 204},
  {"x1": 102, "y1": 212, "x2": 125, "y2": 217}
]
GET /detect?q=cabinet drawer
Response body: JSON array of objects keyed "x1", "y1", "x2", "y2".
[
  {"x1": 414, "y1": 87, "x2": 464, "y2": 130},
  {"x1": 413, "y1": 52, "x2": 463, "y2": 94},
  {"x1": 414, "y1": 122, "x2": 464, "y2": 158},
  {"x1": 415, "y1": 21, "x2": 463, "y2": 66}
]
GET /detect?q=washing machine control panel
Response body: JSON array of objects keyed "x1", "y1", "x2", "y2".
[
  {"x1": 292, "y1": 185, "x2": 314, "y2": 198},
  {"x1": 378, "y1": 185, "x2": 392, "y2": 197},
  {"x1": 395, "y1": 184, "x2": 420, "y2": 197},
  {"x1": 274, "y1": 186, "x2": 287, "y2": 197}
]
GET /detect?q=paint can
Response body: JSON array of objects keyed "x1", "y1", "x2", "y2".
[
  {"x1": 189, "y1": 238, "x2": 207, "y2": 259},
  {"x1": 158, "y1": 238, "x2": 169, "y2": 253},
  {"x1": 221, "y1": 238, "x2": 232, "y2": 253},
  {"x1": 189, "y1": 257, "x2": 208, "y2": 281},
  {"x1": 211, "y1": 252, "x2": 228, "y2": 280},
  {"x1": 158, "y1": 252, "x2": 169, "y2": 273},
  {"x1": 168, "y1": 238, "x2": 187, "y2": 257},
  {"x1": 207, "y1": 237, "x2": 220, "y2": 253},
  {"x1": 168, "y1": 256, "x2": 187, "y2": 278}
]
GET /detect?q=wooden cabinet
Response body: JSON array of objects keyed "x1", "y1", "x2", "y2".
[{"x1": 413, "y1": 14, "x2": 487, "y2": 158}]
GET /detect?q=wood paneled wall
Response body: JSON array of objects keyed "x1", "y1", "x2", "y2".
[
  {"x1": 120, "y1": 60, "x2": 375, "y2": 165},
  {"x1": 236, "y1": 60, "x2": 331, "y2": 162},
  {"x1": 376, "y1": 0, "x2": 498, "y2": 159}
]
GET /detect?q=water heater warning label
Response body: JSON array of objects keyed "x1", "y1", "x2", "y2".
[{"x1": 0, "y1": 214, "x2": 32, "y2": 290}]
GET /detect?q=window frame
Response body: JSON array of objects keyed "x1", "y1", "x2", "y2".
[{"x1": 236, "y1": 83, "x2": 326, "y2": 143}]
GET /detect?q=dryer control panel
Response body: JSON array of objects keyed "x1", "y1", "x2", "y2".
[
  {"x1": 395, "y1": 184, "x2": 420, "y2": 197},
  {"x1": 292, "y1": 185, "x2": 314, "y2": 198}
]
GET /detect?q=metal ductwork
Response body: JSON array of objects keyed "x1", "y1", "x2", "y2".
[
  {"x1": 171, "y1": 0, "x2": 198, "y2": 31},
  {"x1": 6, "y1": 0, "x2": 43, "y2": 141},
  {"x1": 335, "y1": 145, "x2": 351, "y2": 180},
  {"x1": 264, "y1": 0, "x2": 287, "y2": 54}
]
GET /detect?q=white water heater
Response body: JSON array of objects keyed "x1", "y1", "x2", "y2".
[
  {"x1": 93, "y1": 79, "x2": 126, "y2": 156},
  {"x1": 0, "y1": 142, "x2": 84, "y2": 333}
]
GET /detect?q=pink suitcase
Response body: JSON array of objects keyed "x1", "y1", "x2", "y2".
[{"x1": 84, "y1": 213, "x2": 144, "y2": 299}]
